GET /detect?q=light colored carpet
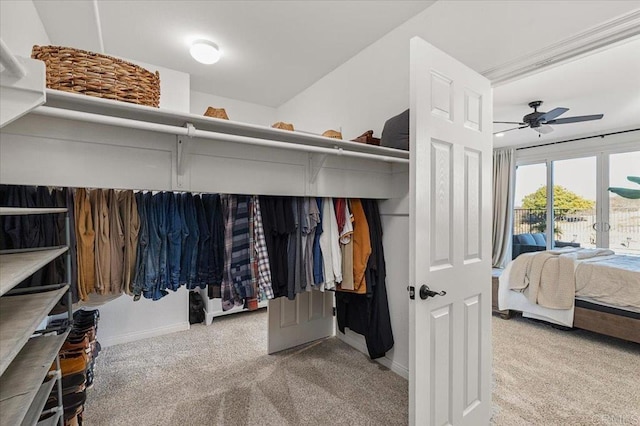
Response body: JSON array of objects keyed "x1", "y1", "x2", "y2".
[
  {"x1": 491, "y1": 313, "x2": 639, "y2": 426},
  {"x1": 85, "y1": 309, "x2": 408, "y2": 425},
  {"x1": 85, "y1": 310, "x2": 639, "y2": 425}
]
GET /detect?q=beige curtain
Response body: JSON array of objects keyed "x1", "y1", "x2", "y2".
[{"x1": 492, "y1": 149, "x2": 515, "y2": 268}]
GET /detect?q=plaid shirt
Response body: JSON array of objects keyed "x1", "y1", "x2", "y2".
[
  {"x1": 220, "y1": 194, "x2": 238, "y2": 311},
  {"x1": 253, "y1": 196, "x2": 274, "y2": 299}
]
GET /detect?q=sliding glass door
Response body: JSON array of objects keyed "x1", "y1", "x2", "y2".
[
  {"x1": 552, "y1": 156, "x2": 597, "y2": 250},
  {"x1": 607, "y1": 151, "x2": 640, "y2": 255},
  {"x1": 513, "y1": 149, "x2": 639, "y2": 257}
]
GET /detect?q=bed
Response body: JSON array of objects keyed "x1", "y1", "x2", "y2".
[{"x1": 498, "y1": 248, "x2": 640, "y2": 343}]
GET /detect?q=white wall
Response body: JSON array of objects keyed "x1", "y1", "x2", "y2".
[
  {"x1": 190, "y1": 90, "x2": 276, "y2": 126},
  {"x1": 0, "y1": 0, "x2": 50, "y2": 57},
  {"x1": 85, "y1": 289, "x2": 190, "y2": 347}
]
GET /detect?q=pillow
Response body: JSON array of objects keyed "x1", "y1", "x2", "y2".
[
  {"x1": 381, "y1": 109, "x2": 409, "y2": 151},
  {"x1": 531, "y1": 233, "x2": 546, "y2": 246},
  {"x1": 516, "y1": 234, "x2": 536, "y2": 245}
]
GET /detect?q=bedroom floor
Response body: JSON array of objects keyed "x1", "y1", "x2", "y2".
[
  {"x1": 491, "y1": 313, "x2": 639, "y2": 425},
  {"x1": 84, "y1": 310, "x2": 639, "y2": 425}
]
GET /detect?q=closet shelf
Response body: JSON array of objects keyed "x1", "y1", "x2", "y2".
[
  {"x1": 0, "y1": 286, "x2": 69, "y2": 376},
  {"x1": 36, "y1": 89, "x2": 410, "y2": 163},
  {"x1": 0, "y1": 247, "x2": 68, "y2": 296},
  {"x1": 0, "y1": 207, "x2": 67, "y2": 216},
  {"x1": 20, "y1": 377, "x2": 57, "y2": 426},
  {"x1": 36, "y1": 411, "x2": 61, "y2": 426},
  {"x1": 0, "y1": 331, "x2": 69, "y2": 426}
]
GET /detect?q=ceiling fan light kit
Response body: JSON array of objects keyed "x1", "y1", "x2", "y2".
[{"x1": 493, "y1": 100, "x2": 604, "y2": 136}]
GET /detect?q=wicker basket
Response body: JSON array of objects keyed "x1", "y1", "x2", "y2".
[
  {"x1": 204, "y1": 107, "x2": 229, "y2": 120},
  {"x1": 31, "y1": 45, "x2": 160, "y2": 108}
]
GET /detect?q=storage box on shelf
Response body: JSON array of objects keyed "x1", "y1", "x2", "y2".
[{"x1": 0, "y1": 207, "x2": 72, "y2": 426}]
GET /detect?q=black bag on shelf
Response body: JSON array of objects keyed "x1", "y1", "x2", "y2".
[{"x1": 189, "y1": 291, "x2": 205, "y2": 324}]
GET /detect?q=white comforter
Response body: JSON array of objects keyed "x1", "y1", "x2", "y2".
[
  {"x1": 508, "y1": 248, "x2": 614, "y2": 309},
  {"x1": 575, "y1": 254, "x2": 640, "y2": 309},
  {"x1": 499, "y1": 249, "x2": 640, "y2": 327}
]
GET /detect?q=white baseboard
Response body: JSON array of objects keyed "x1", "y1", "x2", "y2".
[
  {"x1": 337, "y1": 331, "x2": 409, "y2": 380},
  {"x1": 99, "y1": 321, "x2": 191, "y2": 348}
]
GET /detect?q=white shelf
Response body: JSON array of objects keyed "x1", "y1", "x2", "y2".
[
  {"x1": 0, "y1": 207, "x2": 67, "y2": 216},
  {"x1": 0, "y1": 286, "x2": 69, "y2": 376},
  {"x1": 20, "y1": 378, "x2": 57, "y2": 426},
  {"x1": 0, "y1": 247, "x2": 68, "y2": 296},
  {"x1": 0, "y1": 331, "x2": 69, "y2": 426},
  {"x1": 36, "y1": 411, "x2": 61, "y2": 426},
  {"x1": 41, "y1": 89, "x2": 410, "y2": 161}
]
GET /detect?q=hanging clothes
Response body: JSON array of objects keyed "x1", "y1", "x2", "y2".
[
  {"x1": 351, "y1": 199, "x2": 371, "y2": 294},
  {"x1": 132, "y1": 191, "x2": 150, "y2": 300},
  {"x1": 303, "y1": 197, "x2": 320, "y2": 290},
  {"x1": 118, "y1": 190, "x2": 140, "y2": 295},
  {"x1": 312, "y1": 197, "x2": 324, "y2": 286},
  {"x1": 286, "y1": 197, "x2": 305, "y2": 300},
  {"x1": 165, "y1": 192, "x2": 182, "y2": 292},
  {"x1": 335, "y1": 199, "x2": 394, "y2": 360},
  {"x1": 90, "y1": 189, "x2": 111, "y2": 295},
  {"x1": 319, "y1": 197, "x2": 341, "y2": 291},
  {"x1": 107, "y1": 189, "x2": 124, "y2": 295},
  {"x1": 179, "y1": 192, "x2": 199, "y2": 290},
  {"x1": 230, "y1": 195, "x2": 253, "y2": 302},
  {"x1": 220, "y1": 194, "x2": 237, "y2": 310},
  {"x1": 338, "y1": 199, "x2": 355, "y2": 290},
  {"x1": 203, "y1": 193, "x2": 225, "y2": 294},
  {"x1": 253, "y1": 196, "x2": 274, "y2": 300},
  {"x1": 75, "y1": 188, "x2": 96, "y2": 301},
  {"x1": 260, "y1": 196, "x2": 295, "y2": 299}
]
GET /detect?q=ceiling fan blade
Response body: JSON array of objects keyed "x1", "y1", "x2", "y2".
[
  {"x1": 493, "y1": 121, "x2": 526, "y2": 125},
  {"x1": 544, "y1": 114, "x2": 604, "y2": 125},
  {"x1": 493, "y1": 125, "x2": 528, "y2": 135},
  {"x1": 538, "y1": 107, "x2": 569, "y2": 122},
  {"x1": 533, "y1": 125, "x2": 554, "y2": 134}
]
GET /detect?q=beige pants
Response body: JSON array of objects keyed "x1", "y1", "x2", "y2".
[
  {"x1": 74, "y1": 188, "x2": 95, "y2": 301},
  {"x1": 118, "y1": 190, "x2": 140, "y2": 295},
  {"x1": 90, "y1": 189, "x2": 110, "y2": 295},
  {"x1": 107, "y1": 189, "x2": 124, "y2": 294}
]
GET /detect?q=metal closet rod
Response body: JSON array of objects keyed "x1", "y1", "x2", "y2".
[
  {"x1": 0, "y1": 39, "x2": 27, "y2": 78},
  {"x1": 33, "y1": 106, "x2": 410, "y2": 164}
]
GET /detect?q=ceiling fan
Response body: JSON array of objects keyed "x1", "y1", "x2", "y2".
[{"x1": 493, "y1": 100, "x2": 604, "y2": 135}]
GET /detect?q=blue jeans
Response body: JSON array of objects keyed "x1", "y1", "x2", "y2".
[
  {"x1": 132, "y1": 191, "x2": 150, "y2": 299},
  {"x1": 144, "y1": 193, "x2": 166, "y2": 300},
  {"x1": 180, "y1": 193, "x2": 200, "y2": 289},
  {"x1": 166, "y1": 192, "x2": 182, "y2": 291},
  {"x1": 194, "y1": 195, "x2": 210, "y2": 289}
]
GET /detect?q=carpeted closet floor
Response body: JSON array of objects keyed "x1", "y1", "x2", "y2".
[{"x1": 85, "y1": 310, "x2": 639, "y2": 426}]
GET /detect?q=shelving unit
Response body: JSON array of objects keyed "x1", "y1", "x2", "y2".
[
  {"x1": 0, "y1": 207, "x2": 72, "y2": 426},
  {"x1": 0, "y1": 248, "x2": 68, "y2": 297},
  {"x1": 21, "y1": 377, "x2": 58, "y2": 426}
]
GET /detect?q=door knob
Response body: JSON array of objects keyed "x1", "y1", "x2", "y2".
[{"x1": 419, "y1": 285, "x2": 446, "y2": 300}]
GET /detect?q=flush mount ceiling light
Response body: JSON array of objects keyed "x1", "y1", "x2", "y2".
[
  {"x1": 190, "y1": 40, "x2": 221, "y2": 65},
  {"x1": 494, "y1": 132, "x2": 505, "y2": 137}
]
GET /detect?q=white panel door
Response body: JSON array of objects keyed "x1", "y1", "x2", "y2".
[
  {"x1": 267, "y1": 290, "x2": 334, "y2": 354},
  {"x1": 409, "y1": 37, "x2": 492, "y2": 425}
]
